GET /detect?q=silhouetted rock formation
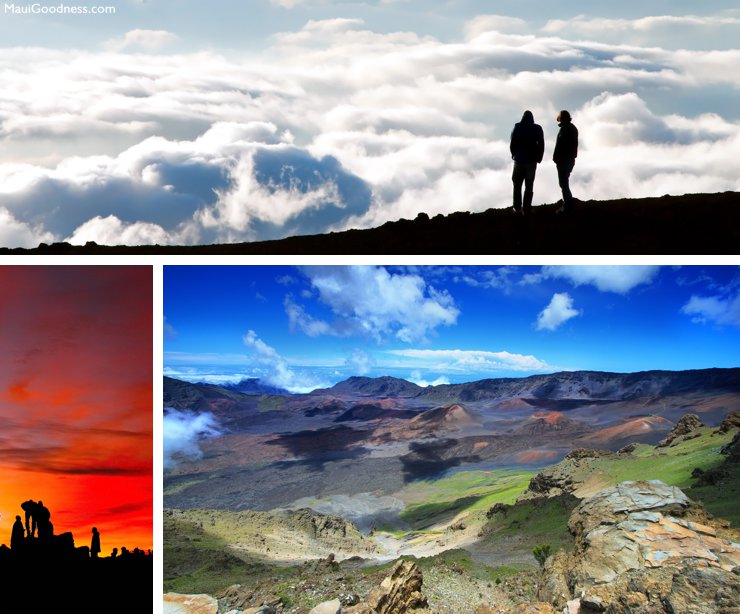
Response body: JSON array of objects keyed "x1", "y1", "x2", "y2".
[
  {"x1": 0, "y1": 501, "x2": 152, "y2": 612},
  {"x1": 2, "y1": 191, "x2": 738, "y2": 254}
]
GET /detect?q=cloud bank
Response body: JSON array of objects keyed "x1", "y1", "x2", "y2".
[
  {"x1": 2, "y1": 16, "x2": 739, "y2": 246},
  {"x1": 388, "y1": 348, "x2": 555, "y2": 373}
]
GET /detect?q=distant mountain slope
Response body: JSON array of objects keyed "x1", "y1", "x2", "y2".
[
  {"x1": 315, "y1": 376, "x2": 425, "y2": 398},
  {"x1": 309, "y1": 369, "x2": 739, "y2": 403},
  {"x1": 5, "y1": 191, "x2": 739, "y2": 254},
  {"x1": 418, "y1": 368, "x2": 740, "y2": 403},
  {"x1": 219, "y1": 378, "x2": 289, "y2": 395}
]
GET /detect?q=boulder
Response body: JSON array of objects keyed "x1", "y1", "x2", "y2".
[{"x1": 309, "y1": 598, "x2": 342, "y2": 614}]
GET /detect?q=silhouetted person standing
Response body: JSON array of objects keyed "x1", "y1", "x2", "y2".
[
  {"x1": 91, "y1": 527, "x2": 101, "y2": 559},
  {"x1": 510, "y1": 110, "x2": 545, "y2": 216},
  {"x1": 553, "y1": 110, "x2": 578, "y2": 212},
  {"x1": 21, "y1": 500, "x2": 38, "y2": 538},
  {"x1": 11, "y1": 515, "x2": 25, "y2": 550}
]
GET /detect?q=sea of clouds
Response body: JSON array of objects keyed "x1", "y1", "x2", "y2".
[{"x1": 2, "y1": 15, "x2": 738, "y2": 247}]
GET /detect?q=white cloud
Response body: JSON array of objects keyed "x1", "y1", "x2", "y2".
[
  {"x1": 105, "y1": 29, "x2": 179, "y2": 52},
  {"x1": 541, "y1": 15, "x2": 740, "y2": 49},
  {"x1": 681, "y1": 293, "x2": 740, "y2": 328},
  {"x1": 295, "y1": 266, "x2": 460, "y2": 343},
  {"x1": 408, "y1": 370, "x2": 450, "y2": 387},
  {"x1": 455, "y1": 267, "x2": 518, "y2": 291},
  {"x1": 2, "y1": 18, "x2": 740, "y2": 246},
  {"x1": 464, "y1": 15, "x2": 529, "y2": 40},
  {"x1": 539, "y1": 265, "x2": 661, "y2": 294},
  {"x1": 388, "y1": 349, "x2": 555, "y2": 373},
  {"x1": 345, "y1": 348, "x2": 375, "y2": 375},
  {"x1": 284, "y1": 295, "x2": 332, "y2": 336},
  {"x1": 0, "y1": 208, "x2": 54, "y2": 248},
  {"x1": 271, "y1": 0, "x2": 305, "y2": 7},
  {"x1": 536, "y1": 293, "x2": 580, "y2": 331},
  {"x1": 242, "y1": 330, "x2": 328, "y2": 392},
  {"x1": 163, "y1": 409, "x2": 222, "y2": 470},
  {"x1": 66, "y1": 215, "x2": 171, "y2": 246}
]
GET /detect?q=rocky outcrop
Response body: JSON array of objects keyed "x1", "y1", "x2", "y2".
[
  {"x1": 538, "y1": 480, "x2": 740, "y2": 613},
  {"x1": 520, "y1": 449, "x2": 617, "y2": 500},
  {"x1": 716, "y1": 410, "x2": 740, "y2": 434},
  {"x1": 656, "y1": 413, "x2": 704, "y2": 447},
  {"x1": 345, "y1": 560, "x2": 433, "y2": 614}
]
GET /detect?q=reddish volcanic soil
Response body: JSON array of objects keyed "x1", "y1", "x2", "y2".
[
  {"x1": 515, "y1": 449, "x2": 560, "y2": 464},
  {"x1": 575, "y1": 417, "x2": 670, "y2": 446}
]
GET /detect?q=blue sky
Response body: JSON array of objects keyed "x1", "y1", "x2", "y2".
[
  {"x1": 1, "y1": 2, "x2": 739, "y2": 246},
  {"x1": 164, "y1": 265, "x2": 740, "y2": 392}
]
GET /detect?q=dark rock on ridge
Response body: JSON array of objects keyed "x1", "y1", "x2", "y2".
[{"x1": 6, "y1": 191, "x2": 739, "y2": 254}]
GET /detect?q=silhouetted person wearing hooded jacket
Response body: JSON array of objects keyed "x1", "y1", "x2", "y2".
[
  {"x1": 553, "y1": 110, "x2": 578, "y2": 212},
  {"x1": 11, "y1": 515, "x2": 25, "y2": 551},
  {"x1": 510, "y1": 110, "x2": 544, "y2": 216}
]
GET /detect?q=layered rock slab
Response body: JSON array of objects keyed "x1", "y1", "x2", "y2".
[{"x1": 539, "y1": 480, "x2": 740, "y2": 613}]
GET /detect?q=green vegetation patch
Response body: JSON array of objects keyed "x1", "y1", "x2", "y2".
[
  {"x1": 590, "y1": 427, "x2": 734, "y2": 489},
  {"x1": 163, "y1": 478, "x2": 206, "y2": 496},
  {"x1": 483, "y1": 494, "x2": 578, "y2": 557},
  {"x1": 163, "y1": 510, "x2": 268, "y2": 594},
  {"x1": 398, "y1": 469, "x2": 534, "y2": 529},
  {"x1": 257, "y1": 395, "x2": 290, "y2": 412}
]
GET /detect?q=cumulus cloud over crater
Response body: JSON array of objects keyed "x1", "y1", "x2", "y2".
[
  {"x1": 1, "y1": 15, "x2": 739, "y2": 246},
  {"x1": 290, "y1": 266, "x2": 460, "y2": 343}
]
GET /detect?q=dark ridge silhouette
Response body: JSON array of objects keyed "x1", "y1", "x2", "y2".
[
  {"x1": 1, "y1": 191, "x2": 737, "y2": 254},
  {"x1": 1, "y1": 500, "x2": 152, "y2": 610}
]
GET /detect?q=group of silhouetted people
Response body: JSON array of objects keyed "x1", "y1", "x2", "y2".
[
  {"x1": 510, "y1": 109, "x2": 578, "y2": 216},
  {"x1": 20, "y1": 499, "x2": 53, "y2": 540},
  {"x1": 7, "y1": 499, "x2": 101, "y2": 558}
]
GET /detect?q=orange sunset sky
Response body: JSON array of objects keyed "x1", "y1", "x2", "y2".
[{"x1": 0, "y1": 266, "x2": 152, "y2": 554}]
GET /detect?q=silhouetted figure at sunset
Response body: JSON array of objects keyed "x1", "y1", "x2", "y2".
[
  {"x1": 111, "y1": 547, "x2": 118, "y2": 558},
  {"x1": 35, "y1": 500, "x2": 53, "y2": 541},
  {"x1": 90, "y1": 527, "x2": 101, "y2": 559},
  {"x1": 553, "y1": 109, "x2": 579, "y2": 213},
  {"x1": 510, "y1": 110, "x2": 545, "y2": 217},
  {"x1": 11, "y1": 516, "x2": 25, "y2": 551},
  {"x1": 21, "y1": 500, "x2": 38, "y2": 538}
]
